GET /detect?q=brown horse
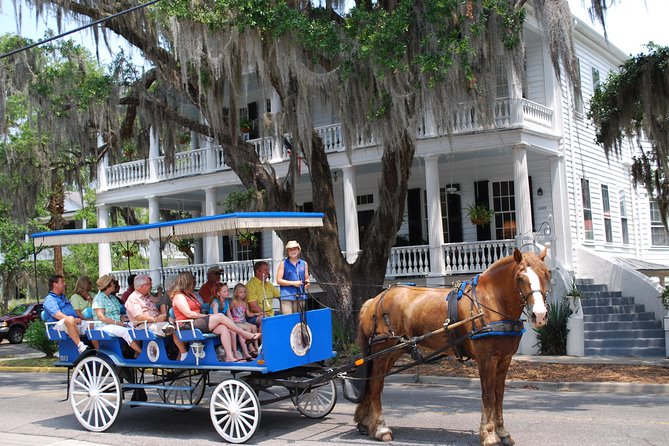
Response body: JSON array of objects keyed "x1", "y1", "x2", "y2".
[{"x1": 354, "y1": 248, "x2": 550, "y2": 446}]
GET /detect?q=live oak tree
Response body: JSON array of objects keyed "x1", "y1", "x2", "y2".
[
  {"x1": 0, "y1": 34, "x2": 117, "y2": 293},
  {"x1": 588, "y1": 44, "x2": 669, "y2": 228},
  {"x1": 4, "y1": 0, "x2": 593, "y2": 335}
]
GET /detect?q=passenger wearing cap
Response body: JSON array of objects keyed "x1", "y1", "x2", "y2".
[
  {"x1": 198, "y1": 266, "x2": 222, "y2": 304},
  {"x1": 276, "y1": 240, "x2": 310, "y2": 314},
  {"x1": 92, "y1": 274, "x2": 142, "y2": 357}
]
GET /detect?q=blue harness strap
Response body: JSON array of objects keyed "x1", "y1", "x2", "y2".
[{"x1": 470, "y1": 320, "x2": 526, "y2": 339}]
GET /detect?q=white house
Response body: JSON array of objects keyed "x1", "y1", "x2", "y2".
[{"x1": 94, "y1": 13, "x2": 669, "y2": 356}]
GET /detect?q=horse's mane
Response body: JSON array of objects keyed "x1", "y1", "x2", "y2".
[{"x1": 484, "y1": 250, "x2": 547, "y2": 278}]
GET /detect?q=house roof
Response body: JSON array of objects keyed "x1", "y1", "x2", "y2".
[
  {"x1": 31, "y1": 212, "x2": 324, "y2": 246},
  {"x1": 616, "y1": 257, "x2": 669, "y2": 273}
]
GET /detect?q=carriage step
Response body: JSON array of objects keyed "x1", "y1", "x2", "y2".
[
  {"x1": 124, "y1": 383, "x2": 196, "y2": 391},
  {"x1": 126, "y1": 401, "x2": 197, "y2": 409}
]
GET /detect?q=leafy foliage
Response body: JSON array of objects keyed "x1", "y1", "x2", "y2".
[
  {"x1": 533, "y1": 299, "x2": 570, "y2": 355},
  {"x1": 588, "y1": 44, "x2": 669, "y2": 228},
  {"x1": 24, "y1": 320, "x2": 57, "y2": 357}
]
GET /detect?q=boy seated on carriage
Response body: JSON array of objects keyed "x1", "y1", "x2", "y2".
[{"x1": 42, "y1": 275, "x2": 90, "y2": 355}]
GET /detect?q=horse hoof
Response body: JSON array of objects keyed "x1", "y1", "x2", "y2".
[
  {"x1": 375, "y1": 426, "x2": 393, "y2": 442},
  {"x1": 500, "y1": 435, "x2": 515, "y2": 446},
  {"x1": 357, "y1": 423, "x2": 369, "y2": 435}
]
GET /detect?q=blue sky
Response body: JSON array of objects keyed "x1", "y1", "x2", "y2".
[{"x1": 1, "y1": 0, "x2": 667, "y2": 63}]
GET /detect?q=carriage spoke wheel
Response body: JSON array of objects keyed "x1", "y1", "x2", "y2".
[
  {"x1": 157, "y1": 370, "x2": 206, "y2": 410},
  {"x1": 210, "y1": 379, "x2": 260, "y2": 444},
  {"x1": 69, "y1": 356, "x2": 121, "y2": 432},
  {"x1": 294, "y1": 379, "x2": 337, "y2": 419}
]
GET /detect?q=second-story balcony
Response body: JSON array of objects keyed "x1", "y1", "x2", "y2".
[{"x1": 101, "y1": 98, "x2": 554, "y2": 191}]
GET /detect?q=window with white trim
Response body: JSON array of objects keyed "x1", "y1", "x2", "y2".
[
  {"x1": 581, "y1": 178, "x2": 593, "y2": 241},
  {"x1": 650, "y1": 201, "x2": 669, "y2": 246},
  {"x1": 492, "y1": 180, "x2": 516, "y2": 240},
  {"x1": 619, "y1": 190, "x2": 629, "y2": 244},
  {"x1": 601, "y1": 185, "x2": 612, "y2": 243},
  {"x1": 573, "y1": 59, "x2": 584, "y2": 115}
]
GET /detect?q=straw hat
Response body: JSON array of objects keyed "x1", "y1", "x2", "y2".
[
  {"x1": 285, "y1": 240, "x2": 301, "y2": 251},
  {"x1": 96, "y1": 274, "x2": 114, "y2": 291}
]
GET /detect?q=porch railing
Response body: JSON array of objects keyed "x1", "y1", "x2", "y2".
[
  {"x1": 112, "y1": 241, "x2": 519, "y2": 289},
  {"x1": 102, "y1": 99, "x2": 553, "y2": 190},
  {"x1": 113, "y1": 259, "x2": 270, "y2": 291},
  {"x1": 443, "y1": 239, "x2": 516, "y2": 274},
  {"x1": 386, "y1": 245, "x2": 431, "y2": 277}
]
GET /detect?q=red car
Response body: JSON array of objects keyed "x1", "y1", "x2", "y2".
[{"x1": 0, "y1": 302, "x2": 43, "y2": 344}]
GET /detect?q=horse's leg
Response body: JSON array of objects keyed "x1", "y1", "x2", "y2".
[
  {"x1": 478, "y1": 354, "x2": 502, "y2": 446},
  {"x1": 493, "y1": 354, "x2": 514, "y2": 446},
  {"x1": 354, "y1": 349, "x2": 403, "y2": 442}
]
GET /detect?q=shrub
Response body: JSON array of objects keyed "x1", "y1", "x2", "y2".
[
  {"x1": 24, "y1": 320, "x2": 57, "y2": 357},
  {"x1": 533, "y1": 299, "x2": 570, "y2": 355}
]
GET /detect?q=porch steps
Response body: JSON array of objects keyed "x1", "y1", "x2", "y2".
[{"x1": 577, "y1": 279, "x2": 666, "y2": 357}]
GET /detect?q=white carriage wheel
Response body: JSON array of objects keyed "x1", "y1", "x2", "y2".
[
  {"x1": 69, "y1": 356, "x2": 122, "y2": 432},
  {"x1": 294, "y1": 379, "x2": 337, "y2": 419},
  {"x1": 158, "y1": 371, "x2": 206, "y2": 410},
  {"x1": 210, "y1": 379, "x2": 261, "y2": 444}
]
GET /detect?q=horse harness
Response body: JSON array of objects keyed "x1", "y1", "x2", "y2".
[{"x1": 368, "y1": 277, "x2": 526, "y2": 362}]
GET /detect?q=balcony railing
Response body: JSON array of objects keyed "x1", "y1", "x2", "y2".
[
  {"x1": 443, "y1": 239, "x2": 516, "y2": 274},
  {"x1": 102, "y1": 98, "x2": 553, "y2": 190}
]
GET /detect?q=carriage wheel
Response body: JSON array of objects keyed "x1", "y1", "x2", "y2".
[
  {"x1": 210, "y1": 379, "x2": 261, "y2": 444},
  {"x1": 69, "y1": 356, "x2": 122, "y2": 432},
  {"x1": 294, "y1": 379, "x2": 337, "y2": 419},
  {"x1": 157, "y1": 370, "x2": 206, "y2": 410}
]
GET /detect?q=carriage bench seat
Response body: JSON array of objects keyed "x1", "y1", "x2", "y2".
[
  {"x1": 175, "y1": 320, "x2": 218, "y2": 342},
  {"x1": 129, "y1": 322, "x2": 158, "y2": 341}
]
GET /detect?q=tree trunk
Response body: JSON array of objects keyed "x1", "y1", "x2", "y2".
[{"x1": 46, "y1": 174, "x2": 66, "y2": 276}]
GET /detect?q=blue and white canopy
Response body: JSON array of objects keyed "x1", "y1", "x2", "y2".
[{"x1": 31, "y1": 212, "x2": 324, "y2": 246}]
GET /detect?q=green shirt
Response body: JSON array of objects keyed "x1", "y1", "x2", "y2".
[
  {"x1": 92, "y1": 291, "x2": 123, "y2": 322},
  {"x1": 70, "y1": 292, "x2": 92, "y2": 311}
]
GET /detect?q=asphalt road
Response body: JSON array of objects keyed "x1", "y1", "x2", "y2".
[{"x1": 0, "y1": 371, "x2": 667, "y2": 446}]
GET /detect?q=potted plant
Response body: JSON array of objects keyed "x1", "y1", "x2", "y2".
[
  {"x1": 239, "y1": 232, "x2": 257, "y2": 248},
  {"x1": 661, "y1": 286, "x2": 669, "y2": 315},
  {"x1": 565, "y1": 277, "x2": 582, "y2": 316},
  {"x1": 467, "y1": 203, "x2": 493, "y2": 226},
  {"x1": 239, "y1": 116, "x2": 253, "y2": 133}
]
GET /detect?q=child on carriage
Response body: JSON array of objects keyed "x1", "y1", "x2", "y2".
[
  {"x1": 209, "y1": 282, "x2": 241, "y2": 360},
  {"x1": 231, "y1": 283, "x2": 259, "y2": 359}
]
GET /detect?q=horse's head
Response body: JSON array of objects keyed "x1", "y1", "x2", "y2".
[{"x1": 513, "y1": 248, "x2": 550, "y2": 327}]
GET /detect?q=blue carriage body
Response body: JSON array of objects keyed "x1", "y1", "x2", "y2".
[{"x1": 49, "y1": 308, "x2": 334, "y2": 372}]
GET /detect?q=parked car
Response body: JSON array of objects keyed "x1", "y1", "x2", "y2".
[{"x1": 0, "y1": 303, "x2": 43, "y2": 344}]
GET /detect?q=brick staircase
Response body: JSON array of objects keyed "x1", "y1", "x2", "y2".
[{"x1": 577, "y1": 279, "x2": 666, "y2": 357}]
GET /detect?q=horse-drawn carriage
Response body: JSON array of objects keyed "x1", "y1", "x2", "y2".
[
  {"x1": 32, "y1": 211, "x2": 552, "y2": 446},
  {"x1": 33, "y1": 212, "x2": 340, "y2": 443}
]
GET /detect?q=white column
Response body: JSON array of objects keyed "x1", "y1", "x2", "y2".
[
  {"x1": 271, "y1": 90, "x2": 284, "y2": 162},
  {"x1": 148, "y1": 196, "x2": 162, "y2": 286},
  {"x1": 204, "y1": 188, "x2": 220, "y2": 265},
  {"x1": 98, "y1": 153, "x2": 109, "y2": 191},
  {"x1": 97, "y1": 204, "x2": 112, "y2": 275},
  {"x1": 513, "y1": 145, "x2": 532, "y2": 238},
  {"x1": 191, "y1": 210, "x2": 203, "y2": 265},
  {"x1": 271, "y1": 231, "x2": 284, "y2": 281},
  {"x1": 341, "y1": 166, "x2": 360, "y2": 263},
  {"x1": 148, "y1": 126, "x2": 160, "y2": 182},
  {"x1": 424, "y1": 156, "x2": 446, "y2": 281},
  {"x1": 549, "y1": 156, "x2": 573, "y2": 272}
]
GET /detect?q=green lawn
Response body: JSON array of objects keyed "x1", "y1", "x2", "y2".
[{"x1": 0, "y1": 357, "x2": 58, "y2": 367}]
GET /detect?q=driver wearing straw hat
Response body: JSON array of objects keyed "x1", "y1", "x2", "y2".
[{"x1": 276, "y1": 240, "x2": 310, "y2": 315}]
